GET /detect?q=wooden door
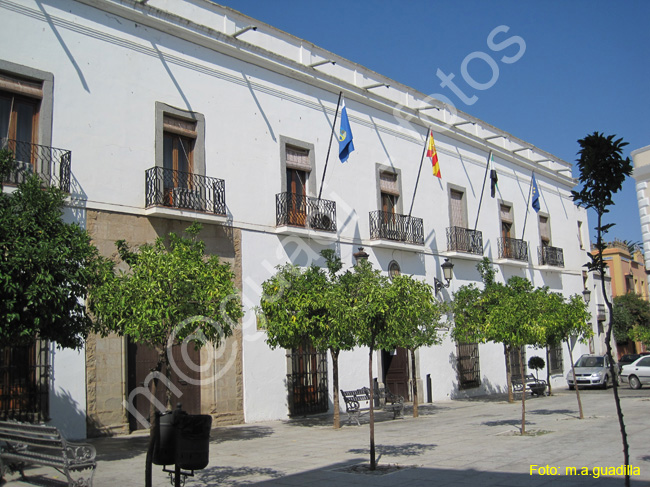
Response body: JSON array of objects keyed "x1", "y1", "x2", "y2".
[
  {"x1": 127, "y1": 341, "x2": 201, "y2": 431},
  {"x1": 286, "y1": 168, "x2": 307, "y2": 226},
  {"x1": 382, "y1": 347, "x2": 409, "y2": 399}
]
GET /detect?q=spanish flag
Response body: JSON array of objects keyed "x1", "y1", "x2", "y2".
[{"x1": 427, "y1": 130, "x2": 441, "y2": 178}]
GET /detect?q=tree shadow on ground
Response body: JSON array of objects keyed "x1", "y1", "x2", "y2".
[
  {"x1": 211, "y1": 425, "x2": 274, "y2": 443},
  {"x1": 194, "y1": 465, "x2": 284, "y2": 485},
  {"x1": 482, "y1": 419, "x2": 535, "y2": 427},
  {"x1": 91, "y1": 434, "x2": 149, "y2": 462},
  {"x1": 347, "y1": 443, "x2": 437, "y2": 457},
  {"x1": 402, "y1": 404, "x2": 452, "y2": 417},
  {"x1": 528, "y1": 408, "x2": 577, "y2": 417}
]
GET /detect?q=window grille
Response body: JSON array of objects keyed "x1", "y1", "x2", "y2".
[
  {"x1": 0, "y1": 341, "x2": 50, "y2": 423},
  {"x1": 549, "y1": 344, "x2": 563, "y2": 374},
  {"x1": 286, "y1": 338, "x2": 328, "y2": 416},
  {"x1": 456, "y1": 342, "x2": 480, "y2": 390}
]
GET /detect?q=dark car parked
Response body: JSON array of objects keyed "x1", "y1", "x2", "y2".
[{"x1": 618, "y1": 353, "x2": 650, "y2": 374}]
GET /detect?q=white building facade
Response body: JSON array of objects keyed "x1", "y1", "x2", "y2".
[{"x1": 1, "y1": 0, "x2": 595, "y2": 436}]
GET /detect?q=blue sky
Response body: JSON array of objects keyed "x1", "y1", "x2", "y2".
[{"x1": 217, "y1": 1, "x2": 650, "y2": 247}]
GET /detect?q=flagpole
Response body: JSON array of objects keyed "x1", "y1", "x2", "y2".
[
  {"x1": 521, "y1": 171, "x2": 534, "y2": 240},
  {"x1": 317, "y1": 91, "x2": 343, "y2": 201},
  {"x1": 473, "y1": 150, "x2": 492, "y2": 232},
  {"x1": 407, "y1": 129, "x2": 430, "y2": 220}
]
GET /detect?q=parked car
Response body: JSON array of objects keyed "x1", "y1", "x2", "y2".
[
  {"x1": 620, "y1": 355, "x2": 650, "y2": 389},
  {"x1": 617, "y1": 352, "x2": 650, "y2": 374},
  {"x1": 566, "y1": 354, "x2": 613, "y2": 389}
]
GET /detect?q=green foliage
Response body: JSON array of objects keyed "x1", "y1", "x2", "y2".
[
  {"x1": 89, "y1": 222, "x2": 243, "y2": 350},
  {"x1": 387, "y1": 274, "x2": 444, "y2": 351},
  {"x1": 0, "y1": 148, "x2": 17, "y2": 188},
  {"x1": 0, "y1": 166, "x2": 108, "y2": 349},
  {"x1": 528, "y1": 356, "x2": 545, "y2": 372},
  {"x1": 571, "y1": 132, "x2": 632, "y2": 269},
  {"x1": 451, "y1": 259, "x2": 586, "y2": 350},
  {"x1": 612, "y1": 293, "x2": 650, "y2": 345}
]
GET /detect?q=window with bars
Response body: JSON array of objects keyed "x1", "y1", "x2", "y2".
[
  {"x1": 286, "y1": 338, "x2": 328, "y2": 416},
  {"x1": 508, "y1": 346, "x2": 526, "y2": 382},
  {"x1": 549, "y1": 344, "x2": 563, "y2": 374},
  {"x1": 456, "y1": 342, "x2": 480, "y2": 390},
  {"x1": 0, "y1": 341, "x2": 49, "y2": 423}
]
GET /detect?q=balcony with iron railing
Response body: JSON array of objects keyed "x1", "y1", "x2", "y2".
[
  {"x1": 1, "y1": 138, "x2": 71, "y2": 192},
  {"x1": 446, "y1": 226, "x2": 483, "y2": 255},
  {"x1": 498, "y1": 237, "x2": 529, "y2": 262},
  {"x1": 145, "y1": 166, "x2": 226, "y2": 216},
  {"x1": 538, "y1": 245, "x2": 564, "y2": 267},
  {"x1": 369, "y1": 211, "x2": 424, "y2": 245},
  {"x1": 275, "y1": 192, "x2": 337, "y2": 232}
]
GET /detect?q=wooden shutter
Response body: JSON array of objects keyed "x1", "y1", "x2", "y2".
[
  {"x1": 450, "y1": 190, "x2": 465, "y2": 227},
  {"x1": 286, "y1": 147, "x2": 311, "y2": 172},
  {"x1": 379, "y1": 171, "x2": 399, "y2": 195}
]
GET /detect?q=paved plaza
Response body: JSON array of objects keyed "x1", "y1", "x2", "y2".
[{"x1": 2, "y1": 388, "x2": 650, "y2": 486}]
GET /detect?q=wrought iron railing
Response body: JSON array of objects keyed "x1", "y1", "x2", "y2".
[
  {"x1": 1, "y1": 138, "x2": 71, "y2": 192},
  {"x1": 0, "y1": 341, "x2": 50, "y2": 423},
  {"x1": 538, "y1": 245, "x2": 564, "y2": 267},
  {"x1": 369, "y1": 211, "x2": 424, "y2": 245},
  {"x1": 145, "y1": 166, "x2": 226, "y2": 215},
  {"x1": 446, "y1": 226, "x2": 483, "y2": 255},
  {"x1": 275, "y1": 192, "x2": 337, "y2": 232},
  {"x1": 498, "y1": 237, "x2": 529, "y2": 262}
]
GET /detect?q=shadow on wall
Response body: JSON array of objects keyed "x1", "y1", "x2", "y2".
[{"x1": 48, "y1": 387, "x2": 88, "y2": 441}]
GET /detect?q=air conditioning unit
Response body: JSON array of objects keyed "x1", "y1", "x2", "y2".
[
  {"x1": 172, "y1": 187, "x2": 203, "y2": 211},
  {"x1": 308, "y1": 210, "x2": 333, "y2": 231}
]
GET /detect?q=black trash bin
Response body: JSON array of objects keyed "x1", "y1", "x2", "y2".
[
  {"x1": 175, "y1": 414, "x2": 212, "y2": 470},
  {"x1": 152, "y1": 410, "x2": 177, "y2": 466}
]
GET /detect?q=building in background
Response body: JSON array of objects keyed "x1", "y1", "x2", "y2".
[
  {"x1": 1, "y1": 0, "x2": 594, "y2": 437},
  {"x1": 633, "y1": 145, "x2": 650, "y2": 275}
]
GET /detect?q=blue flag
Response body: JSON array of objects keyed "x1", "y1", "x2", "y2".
[
  {"x1": 531, "y1": 173, "x2": 540, "y2": 212},
  {"x1": 338, "y1": 99, "x2": 354, "y2": 163}
]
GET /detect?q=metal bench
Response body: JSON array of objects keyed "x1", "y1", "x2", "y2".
[
  {"x1": 0, "y1": 420, "x2": 96, "y2": 486},
  {"x1": 512, "y1": 374, "x2": 547, "y2": 397},
  {"x1": 340, "y1": 386, "x2": 404, "y2": 426}
]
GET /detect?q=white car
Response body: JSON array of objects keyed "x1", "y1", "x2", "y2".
[{"x1": 620, "y1": 355, "x2": 650, "y2": 389}]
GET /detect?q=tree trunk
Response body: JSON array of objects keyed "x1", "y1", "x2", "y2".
[
  {"x1": 505, "y1": 344, "x2": 513, "y2": 403},
  {"x1": 331, "y1": 349, "x2": 340, "y2": 429},
  {"x1": 567, "y1": 339, "x2": 584, "y2": 420},
  {"x1": 368, "y1": 346, "x2": 376, "y2": 470},
  {"x1": 545, "y1": 346, "x2": 553, "y2": 396},
  {"x1": 410, "y1": 348, "x2": 418, "y2": 418},
  {"x1": 519, "y1": 346, "x2": 526, "y2": 435},
  {"x1": 145, "y1": 355, "x2": 164, "y2": 487},
  {"x1": 596, "y1": 211, "x2": 630, "y2": 487}
]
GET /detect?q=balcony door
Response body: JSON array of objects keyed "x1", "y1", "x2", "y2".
[
  {"x1": 500, "y1": 204, "x2": 514, "y2": 258},
  {"x1": 286, "y1": 167, "x2": 307, "y2": 226},
  {"x1": 0, "y1": 90, "x2": 39, "y2": 174},
  {"x1": 162, "y1": 116, "x2": 195, "y2": 209}
]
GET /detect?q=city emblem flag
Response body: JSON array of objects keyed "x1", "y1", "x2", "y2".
[
  {"x1": 531, "y1": 173, "x2": 540, "y2": 212},
  {"x1": 338, "y1": 99, "x2": 355, "y2": 163},
  {"x1": 489, "y1": 152, "x2": 498, "y2": 198},
  {"x1": 427, "y1": 130, "x2": 441, "y2": 178}
]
